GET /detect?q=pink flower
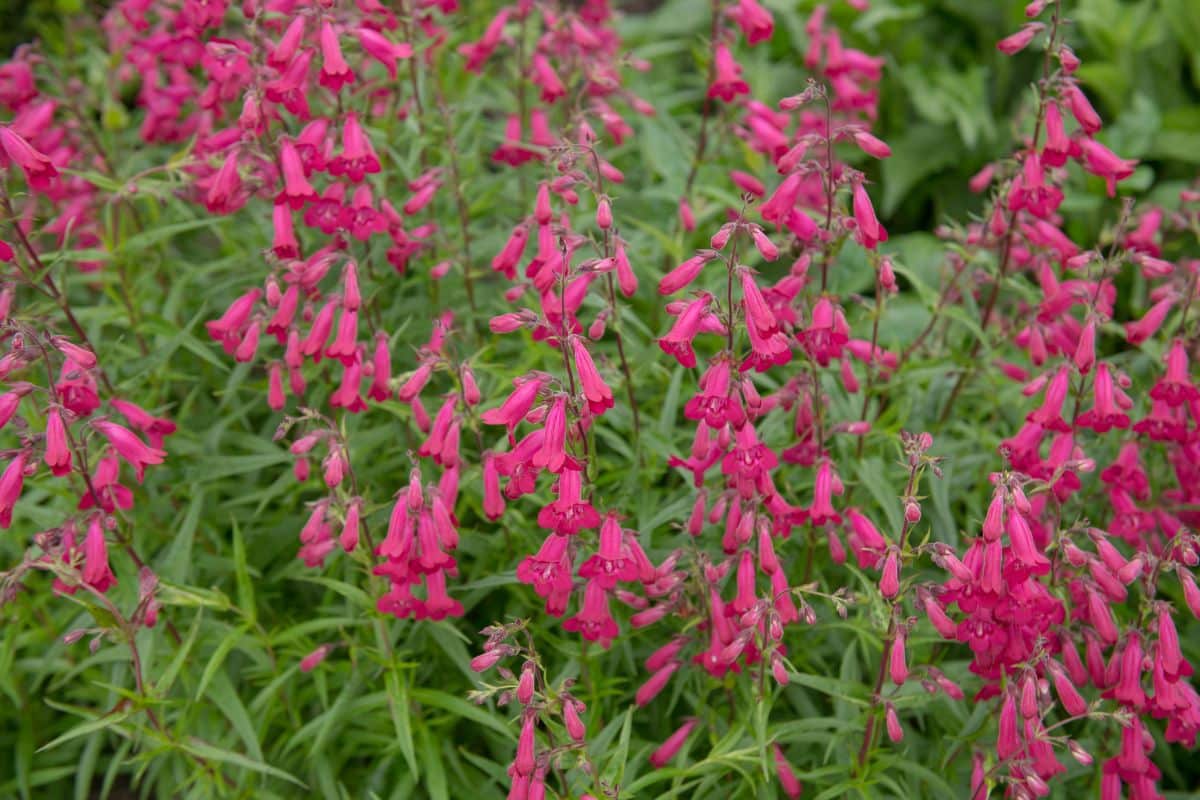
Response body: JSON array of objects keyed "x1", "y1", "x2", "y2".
[
  {"x1": 571, "y1": 338, "x2": 614, "y2": 414},
  {"x1": 649, "y1": 718, "x2": 698, "y2": 767},
  {"x1": 329, "y1": 113, "x2": 381, "y2": 182},
  {"x1": 300, "y1": 644, "x2": 333, "y2": 673},
  {"x1": 458, "y1": 8, "x2": 509, "y2": 73},
  {"x1": 997, "y1": 23, "x2": 1044, "y2": 55},
  {"x1": 517, "y1": 533, "x2": 575, "y2": 605},
  {"x1": 563, "y1": 580, "x2": 619, "y2": 647},
  {"x1": 532, "y1": 395, "x2": 569, "y2": 473},
  {"x1": 93, "y1": 420, "x2": 166, "y2": 482},
  {"x1": 276, "y1": 139, "x2": 318, "y2": 209},
  {"x1": 530, "y1": 53, "x2": 566, "y2": 103},
  {"x1": 773, "y1": 745, "x2": 803, "y2": 799},
  {"x1": 658, "y1": 293, "x2": 712, "y2": 368},
  {"x1": 1077, "y1": 363, "x2": 1130, "y2": 433},
  {"x1": 318, "y1": 21, "x2": 355, "y2": 91},
  {"x1": 1065, "y1": 84, "x2": 1102, "y2": 134},
  {"x1": 729, "y1": 0, "x2": 774, "y2": 45},
  {"x1": 851, "y1": 182, "x2": 888, "y2": 249},
  {"x1": 1026, "y1": 366, "x2": 1070, "y2": 432},
  {"x1": 579, "y1": 513, "x2": 639, "y2": 588},
  {"x1": 708, "y1": 44, "x2": 749, "y2": 101},
  {"x1": 355, "y1": 27, "x2": 413, "y2": 79},
  {"x1": 1042, "y1": 101, "x2": 1071, "y2": 167},
  {"x1": 563, "y1": 699, "x2": 587, "y2": 742},
  {"x1": 0, "y1": 125, "x2": 58, "y2": 190},
  {"x1": 44, "y1": 408, "x2": 72, "y2": 477},
  {"x1": 1079, "y1": 139, "x2": 1137, "y2": 197},
  {"x1": 481, "y1": 376, "x2": 544, "y2": 441},
  {"x1": 636, "y1": 660, "x2": 680, "y2": 706},
  {"x1": 659, "y1": 252, "x2": 713, "y2": 295},
  {"x1": 853, "y1": 129, "x2": 892, "y2": 159},
  {"x1": 678, "y1": 197, "x2": 696, "y2": 231},
  {"x1": 1124, "y1": 295, "x2": 1175, "y2": 344},
  {"x1": 537, "y1": 468, "x2": 599, "y2": 535},
  {"x1": 1149, "y1": 339, "x2": 1199, "y2": 407},
  {"x1": 0, "y1": 452, "x2": 27, "y2": 528},
  {"x1": 82, "y1": 515, "x2": 117, "y2": 592}
]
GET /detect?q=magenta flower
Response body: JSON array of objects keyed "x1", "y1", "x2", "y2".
[
  {"x1": 92, "y1": 420, "x2": 167, "y2": 483},
  {"x1": 43, "y1": 408, "x2": 72, "y2": 477},
  {"x1": 0, "y1": 451, "x2": 27, "y2": 529},
  {"x1": 851, "y1": 182, "x2": 888, "y2": 249},
  {"x1": 709, "y1": 44, "x2": 750, "y2": 102},
  {"x1": 562, "y1": 580, "x2": 619, "y2": 647},
  {"x1": 658, "y1": 293, "x2": 711, "y2": 368},
  {"x1": 0, "y1": 124, "x2": 58, "y2": 190},
  {"x1": 649, "y1": 718, "x2": 699, "y2": 768},
  {"x1": 82, "y1": 515, "x2": 117, "y2": 592}
]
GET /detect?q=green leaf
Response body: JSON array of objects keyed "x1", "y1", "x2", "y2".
[{"x1": 181, "y1": 737, "x2": 306, "y2": 788}]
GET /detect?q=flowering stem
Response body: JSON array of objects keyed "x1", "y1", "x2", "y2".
[
  {"x1": 0, "y1": 186, "x2": 115, "y2": 394},
  {"x1": 856, "y1": 461, "x2": 921, "y2": 774},
  {"x1": 938, "y1": 1, "x2": 1062, "y2": 423},
  {"x1": 682, "y1": 0, "x2": 722, "y2": 199},
  {"x1": 432, "y1": 65, "x2": 477, "y2": 316},
  {"x1": 821, "y1": 91, "x2": 835, "y2": 293},
  {"x1": 856, "y1": 279, "x2": 885, "y2": 458}
]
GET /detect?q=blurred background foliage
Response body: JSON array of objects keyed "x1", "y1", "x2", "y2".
[{"x1": 1, "y1": 1, "x2": 1199, "y2": 799}]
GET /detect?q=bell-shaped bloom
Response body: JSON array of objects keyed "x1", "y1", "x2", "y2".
[
  {"x1": 318, "y1": 21, "x2": 356, "y2": 91},
  {"x1": 0, "y1": 125, "x2": 58, "y2": 190},
  {"x1": 479, "y1": 375, "x2": 542, "y2": 437},
  {"x1": 44, "y1": 408, "x2": 72, "y2": 476},
  {"x1": 571, "y1": 338, "x2": 614, "y2": 414},
  {"x1": 579, "y1": 513, "x2": 639, "y2": 588},
  {"x1": 355, "y1": 26, "x2": 413, "y2": 79},
  {"x1": 82, "y1": 515, "x2": 117, "y2": 592},
  {"x1": 1149, "y1": 340, "x2": 1199, "y2": 407},
  {"x1": 329, "y1": 113, "x2": 381, "y2": 182},
  {"x1": 93, "y1": 420, "x2": 166, "y2": 482},
  {"x1": 276, "y1": 138, "x2": 318, "y2": 209},
  {"x1": 708, "y1": 44, "x2": 750, "y2": 101},
  {"x1": 530, "y1": 53, "x2": 566, "y2": 103},
  {"x1": 563, "y1": 580, "x2": 620, "y2": 647},
  {"x1": 1042, "y1": 101, "x2": 1071, "y2": 167},
  {"x1": 659, "y1": 253, "x2": 713, "y2": 295},
  {"x1": 1077, "y1": 363, "x2": 1131, "y2": 433},
  {"x1": 636, "y1": 661, "x2": 679, "y2": 706},
  {"x1": 1124, "y1": 295, "x2": 1176, "y2": 344},
  {"x1": 996, "y1": 22, "x2": 1044, "y2": 55},
  {"x1": 1079, "y1": 139, "x2": 1136, "y2": 197},
  {"x1": 204, "y1": 149, "x2": 245, "y2": 214},
  {"x1": 458, "y1": 8, "x2": 509, "y2": 73},
  {"x1": 729, "y1": 0, "x2": 774, "y2": 45},
  {"x1": 852, "y1": 182, "x2": 888, "y2": 249},
  {"x1": 1026, "y1": 366, "x2": 1071, "y2": 432},
  {"x1": 0, "y1": 452, "x2": 27, "y2": 528},
  {"x1": 532, "y1": 395, "x2": 569, "y2": 473},
  {"x1": 648, "y1": 718, "x2": 698, "y2": 768},
  {"x1": 537, "y1": 468, "x2": 599, "y2": 535},
  {"x1": 760, "y1": 172, "x2": 803, "y2": 225},
  {"x1": 774, "y1": 745, "x2": 803, "y2": 799},
  {"x1": 1065, "y1": 83, "x2": 1102, "y2": 134},
  {"x1": 658, "y1": 293, "x2": 712, "y2": 368}
]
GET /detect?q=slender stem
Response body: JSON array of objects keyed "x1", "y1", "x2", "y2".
[
  {"x1": 855, "y1": 278, "x2": 885, "y2": 459},
  {"x1": 937, "y1": 1, "x2": 1063, "y2": 423},
  {"x1": 0, "y1": 187, "x2": 116, "y2": 394},
  {"x1": 856, "y1": 463, "x2": 920, "y2": 773},
  {"x1": 682, "y1": 0, "x2": 722, "y2": 198},
  {"x1": 432, "y1": 64, "x2": 476, "y2": 316}
]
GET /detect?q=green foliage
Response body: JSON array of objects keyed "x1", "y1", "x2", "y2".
[{"x1": 1, "y1": 1, "x2": 1199, "y2": 799}]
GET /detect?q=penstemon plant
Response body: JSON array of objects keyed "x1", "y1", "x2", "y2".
[{"x1": 0, "y1": 0, "x2": 1198, "y2": 798}]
